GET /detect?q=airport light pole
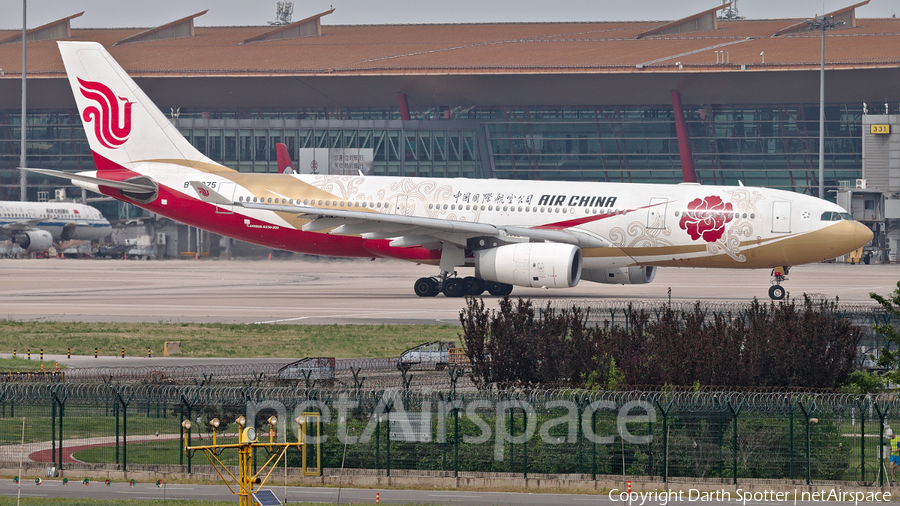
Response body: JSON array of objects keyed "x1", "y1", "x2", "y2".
[
  {"x1": 805, "y1": 15, "x2": 843, "y2": 200},
  {"x1": 20, "y1": 0, "x2": 26, "y2": 201}
]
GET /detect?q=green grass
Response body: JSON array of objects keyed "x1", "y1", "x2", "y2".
[
  {"x1": 0, "y1": 321, "x2": 460, "y2": 359},
  {"x1": 0, "y1": 500, "x2": 235, "y2": 506},
  {"x1": 0, "y1": 405, "x2": 176, "y2": 445},
  {"x1": 0, "y1": 496, "x2": 435, "y2": 506},
  {"x1": 0, "y1": 499, "x2": 344, "y2": 506},
  {"x1": 0, "y1": 357, "x2": 65, "y2": 372},
  {"x1": 73, "y1": 438, "x2": 241, "y2": 466}
]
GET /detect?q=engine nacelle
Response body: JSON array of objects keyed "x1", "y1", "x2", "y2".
[
  {"x1": 582, "y1": 266, "x2": 657, "y2": 285},
  {"x1": 14, "y1": 230, "x2": 54, "y2": 251},
  {"x1": 475, "y1": 243, "x2": 582, "y2": 288}
]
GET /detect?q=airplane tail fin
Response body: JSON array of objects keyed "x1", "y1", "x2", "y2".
[
  {"x1": 57, "y1": 41, "x2": 228, "y2": 173},
  {"x1": 276, "y1": 143, "x2": 295, "y2": 174}
]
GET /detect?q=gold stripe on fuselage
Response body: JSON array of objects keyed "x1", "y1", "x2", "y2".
[
  {"x1": 584, "y1": 220, "x2": 867, "y2": 269},
  {"x1": 147, "y1": 161, "x2": 368, "y2": 228},
  {"x1": 141, "y1": 159, "x2": 237, "y2": 174}
]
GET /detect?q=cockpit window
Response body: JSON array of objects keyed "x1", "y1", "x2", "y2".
[{"x1": 820, "y1": 212, "x2": 852, "y2": 221}]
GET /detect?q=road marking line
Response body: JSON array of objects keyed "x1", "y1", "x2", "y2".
[{"x1": 252, "y1": 317, "x2": 310, "y2": 324}]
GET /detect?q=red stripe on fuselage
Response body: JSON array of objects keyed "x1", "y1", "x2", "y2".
[{"x1": 91, "y1": 153, "x2": 435, "y2": 259}]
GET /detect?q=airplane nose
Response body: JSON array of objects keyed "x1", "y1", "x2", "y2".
[{"x1": 851, "y1": 220, "x2": 874, "y2": 249}]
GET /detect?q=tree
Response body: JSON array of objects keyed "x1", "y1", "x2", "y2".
[
  {"x1": 459, "y1": 297, "x2": 610, "y2": 388},
  {"x1": 460, "y1": 295, "x2": 861, "y2": 390},
  {"x1": 872, "y1": 281, "x2": 900, "y2": 383}
]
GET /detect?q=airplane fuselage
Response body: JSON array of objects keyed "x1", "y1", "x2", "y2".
[
  {"x1": 0, "y1": 201, "x2": 111, "y2": 242},
  {"x1": 76, "y1": 161, "x2": 870, "y2": 273}
]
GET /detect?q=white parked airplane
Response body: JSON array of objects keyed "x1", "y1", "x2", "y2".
[
  {"x1": 0, "y1": 200, "x2": 111, "y2": 252},
  {"x1": 25, "y1": 42, "x2": 872, "y2": 299}
]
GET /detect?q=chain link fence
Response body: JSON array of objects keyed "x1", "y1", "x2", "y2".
[
  {"x1": 0, "y1": 298, "x2": 895, "y2": 484},
  {"x1": 1, "y1": 382, "x2": 899, "y2": 486}
]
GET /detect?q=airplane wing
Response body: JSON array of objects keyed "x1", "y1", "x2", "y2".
[
  {"x1": 189, "y1": 182, "x2": 609, "y2": 248},
  {"x1": 0, "y1": 219, "x2": 42, "y2": 237}
]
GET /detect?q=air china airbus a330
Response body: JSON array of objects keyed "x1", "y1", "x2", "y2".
[
  {"x1": 26, "y1": 42, "x2": 872, "y2": 300},
  {"x1": 0, "y1": 200, "x2": 110, "y2": 252}
]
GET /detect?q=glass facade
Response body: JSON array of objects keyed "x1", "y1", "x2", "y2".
[
  {"x1": 176, "y1": 120, "x2": 482, "y2": 179},
  {"x1": 1, "y1": 103, "x2": 863, "y2": 212},
  {"x1": 484, "y1": 104, "x2": 861, "y2": 193}
]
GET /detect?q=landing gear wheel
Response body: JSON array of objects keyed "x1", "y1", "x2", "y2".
[
  {"x1": 414, "y1": 277, "x2": 439, "y2": 297},
  {"x1": 486, "y1": 281, "x2": 514, "y2": 297},
  {"x1": 768, "y1": 285, "x2": 786, "y2": 301},
  {"x1": 442, "y1": 278, "x2": 466, "y2": 298},
  {"x1": 463, "y1": 276, "x2": 485, "y2": 296}
]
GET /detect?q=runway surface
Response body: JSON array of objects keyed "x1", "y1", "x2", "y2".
[{"x1": 0, "y1": 257, "x2": 891, "y2": 325}]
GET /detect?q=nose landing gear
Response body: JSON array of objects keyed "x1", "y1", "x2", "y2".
[{"x1": 768, "y1": 266, "x2": 790, "y2": 300}]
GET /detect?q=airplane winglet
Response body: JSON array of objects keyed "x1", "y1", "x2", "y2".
[{"x1": 188, "y1": 181, "x2": 239, "y2": 206}]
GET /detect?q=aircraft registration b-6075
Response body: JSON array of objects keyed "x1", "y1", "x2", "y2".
[{"x1": 25, "y1": 42, "x2": 872, "y2": 300}]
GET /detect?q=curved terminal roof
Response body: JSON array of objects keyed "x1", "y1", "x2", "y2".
[{"x1": 1, "y1": 11, "x2": 898, "y2": 109}]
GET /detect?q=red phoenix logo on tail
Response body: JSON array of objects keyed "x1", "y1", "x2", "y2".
[{"x1": 78, "y1": 78, "x2": 133, "y2": 149}]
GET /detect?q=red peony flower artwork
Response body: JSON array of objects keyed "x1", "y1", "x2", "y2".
[{"x1": 679, "y1": 195, "x2": 734, "y2": 243}]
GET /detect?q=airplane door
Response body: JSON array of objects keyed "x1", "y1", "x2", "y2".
[
  {"x1": 215, "y1": 182, "x2": 236, "y2": 214},
  {"x1": 391, "y1": 194, "x2": 410, "y2": 215},
  {"x1": 772, "y1": 201, "x2": 791, "y2": 233},
  {"x1": 646, "y1": 197, "x2": 668, "y2": 229}
]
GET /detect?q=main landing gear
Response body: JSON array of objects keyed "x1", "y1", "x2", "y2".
[
  {"x1": 768, "y1": 266, "x2": 790, "y2": 301},
  {"x1": 414, "y1": 273, "x2": 513, "y2": 298},
  {"x1": 416, "y1": 244, "x2": 514, "y2": 297}
]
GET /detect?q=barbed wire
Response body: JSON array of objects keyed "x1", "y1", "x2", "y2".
[
  {"x1": 55, "y1": 357, "x2": 437, "y2": 384},
  {"x1": 61, "y1": 363, "x2": 284, "y2": 382},
  {"x1": 1, "y1": 382, "x2": 897, "y2": 414}
]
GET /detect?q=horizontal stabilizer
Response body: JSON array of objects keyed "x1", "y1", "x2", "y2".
[{"x1": 20, "y1": 167, "x2": 157, "y2": 193}]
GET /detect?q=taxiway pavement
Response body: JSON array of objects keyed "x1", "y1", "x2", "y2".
[{"x1": 0, "y1": 258, "x2": 891, "y2": 325}]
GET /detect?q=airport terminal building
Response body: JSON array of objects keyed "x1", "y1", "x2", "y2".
[{"x1": 1, "y1": 2, "x2": 899, "y2": 257}]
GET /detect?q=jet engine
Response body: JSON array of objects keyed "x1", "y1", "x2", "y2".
[
  {"x1": 581, "y1": 266, "x2": 656, "y2": 285},
  {"x1": 475, "y1": 243, "x2": 582, "y2": 288},
  {"x1": 14, "y1": 230, "x2": 54, "y2": 251}
]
